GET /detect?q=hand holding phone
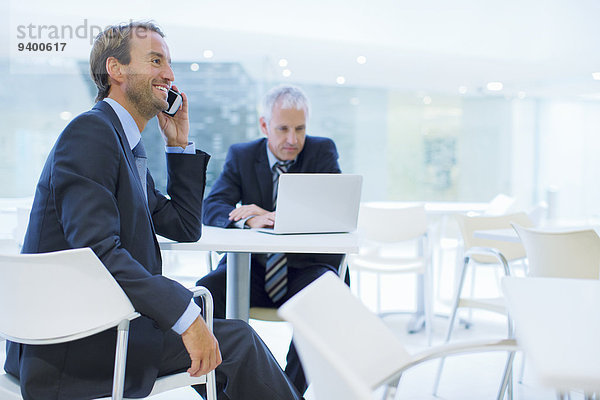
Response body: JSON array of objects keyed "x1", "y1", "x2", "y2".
[{"x1": 163, "y1": 88, "x2": 183, "y2": 116}]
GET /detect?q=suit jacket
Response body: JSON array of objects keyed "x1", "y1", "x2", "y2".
[
  {"x1": 4, "y1": 101, "x2": 210, "y2": 399},
  {"x1": 203, "y1": 136, "x2": 342, "y2": 270}
]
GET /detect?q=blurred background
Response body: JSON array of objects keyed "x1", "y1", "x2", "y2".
[{"x1": 2, "y1": 0, "x2": 600, "y2": 220}]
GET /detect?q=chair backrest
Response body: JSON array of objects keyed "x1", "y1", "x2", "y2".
[
  {"x1": 278, "y1": 272, "x2": 411, "y2": 400},
  {"x1": 13, "y1": 207, "x2": 31, "y2": 248},
  {"x1": 526, "y1": 201, "x2": 548, "y2": 226},
  {"x1": 456, "y1": 212, "x2": 533, "y2": 264},
  {"x1": 0, "y1": 248, "x2": 137, "y2": 344},
  {"x1": 484, "y1": 194, "x2": 516, "y2": 216},
  {"x1": 502, "y1": 276, "x2": 600, "y2": 393},
  {"x1": 513, "y1": 224, "x2": 600, "y2": 279},
  {"x1": 358, "y1": 202, "x2": 427, "y2": 243}
]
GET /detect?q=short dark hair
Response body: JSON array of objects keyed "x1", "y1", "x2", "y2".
[{"x1": 89, "y1": 21, "x2": 164, "y2": 102}]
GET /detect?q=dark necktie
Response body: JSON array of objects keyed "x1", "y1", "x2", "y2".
[
  {"x1": 265, "y1": 160, "x2": 292, "y2": 302},
  {"x1": 132, "y1": 141, "x2": 147, "y2": 202},
  {"x1": 272, "y1": 160, "x2": 291, "y2": 207}
]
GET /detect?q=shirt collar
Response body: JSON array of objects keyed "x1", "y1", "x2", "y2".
[
  {"x1": 103, "y1": 98, "x2": 141, "y2": 150},
  {"x1": 265, "y1": 140, "x2": 296, "y2": 170}
]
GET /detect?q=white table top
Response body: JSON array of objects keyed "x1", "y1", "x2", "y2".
[
  {"x1": 502, "y1": 277, "x2": 600, "y2": 393},
  {"x1": 158, "y1": 225, "x2": 359, "y2": 254},
  {"x1": 369, "y1": 201, "x2": 489, "y2": 216}
]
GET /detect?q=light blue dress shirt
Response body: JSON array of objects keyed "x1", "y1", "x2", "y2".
[{"x1": 103, "y1": 98, "x2": 200, "y2": 334}]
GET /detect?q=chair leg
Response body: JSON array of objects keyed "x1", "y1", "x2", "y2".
[
  {"x1": 497, "y1": 351, "x2": 515, "y2": 400},
  {"x1": 424, "y1": 264, "x2": 434, "y2": 346},
  {"x1": 518, "y1": 353, "x2": 526, "y2": 383},
  {"x1": 421, "y1": 235, "x2": 433, "y2": 346},
  {"x1": 206, "y1": 369, "x2": 217, "y2": 400},
  {"x1": 432, "y1": 257, "x2": 469, "y2": 396},
  {"x1": 112, "y1": 319, "x2": 130, "y2": 400},
  {"x1": 376, "y1": 272, "x2": 382, "y2": 314},
  {"x1": 391, "y1": 374, "x2": 403, "y2": 400},
  {"x1": 556, "y1": 392, "x2": 569, "y2": 400}
]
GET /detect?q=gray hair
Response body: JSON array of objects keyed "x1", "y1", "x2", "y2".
[
  {"x1": 261, "y1": 85, "x2": 310, "y2": 124},
  {"x1": 89, "y1": 21, "x2": 164, "y2": 102}
]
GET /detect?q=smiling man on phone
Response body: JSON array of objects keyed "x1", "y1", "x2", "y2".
[{"x1": 3, "y1": 22, "x2": 302, "y2": 400}]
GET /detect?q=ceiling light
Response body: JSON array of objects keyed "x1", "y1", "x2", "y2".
[
  {"x1": 423, "y1": 96, "x2": 432, "y2": 105},
  {"x1": 350, "y1": 97, "x2": 360, "y2": 106},
  {"x1": 517, "y1": 91, "x2": 526, "y2": 99},
  {"x1": 356, "y1": 56, "x2": 367, "y2": 65},
  {"x1": 190, "y1": 63, "x2": 199, "y2": 72},
  {"x1": 279, "y1": 59, "x2": 288, "y2": 67},
  {"x1": 203, "y1": 50, "x2": 214, "y2": 59},
  {"x1": 486, "y1": 82, "x2": 503, "y2": 91},
  {"x1": 282, "y1": 69, "x2": 291, "y2": 77},
  {"x1": 59, "y1": 111, "x2": 72, "y2": 121},
  {"x1": 458, "y1": 86, "x2": 467, "y2": 95},
  {"x1": 593, "y1": 72, "x2": 600, "y2": 80},
  {"x1": 336, "y1": 76, "x2": 346, "y2": 85}
]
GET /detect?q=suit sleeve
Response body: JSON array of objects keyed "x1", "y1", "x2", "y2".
[
  {"x1": 51, "y1": 115, "x2": 195, "y2": 330},
  {"x1": 317, "y1": 138, "x2": 342, "y2": 173},
  {"x1": 202, "y1": 146, "x2": 243, "y2": 228},
  {"x1": 149, "y1": 150, "x2": 210, "y2": 242}
]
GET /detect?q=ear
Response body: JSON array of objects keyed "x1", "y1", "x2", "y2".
[
  {"x1": 259, "y1": 116, "x2": 269, "y2": 136},
  {"x1": 106, "y1": 56, "x2": 125, "y2": 84}
]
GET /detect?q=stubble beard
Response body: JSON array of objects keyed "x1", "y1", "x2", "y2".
[{"x1": 125, "y1": 74, "x2": 168, "y2": 120}]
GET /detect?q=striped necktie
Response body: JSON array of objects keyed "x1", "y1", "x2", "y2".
[
  {"x1": 265, "y1": 252, "x2": 288, "y2": 303},
  {"x1": 272, "y1": 160, "x2": 291, "y2": 207},
  {"x1": 132, "y1": 141, "x2": 147, "y2": 203},
  {"x1": 265, "y1": 160, "x2": 292, "y2": 302}
]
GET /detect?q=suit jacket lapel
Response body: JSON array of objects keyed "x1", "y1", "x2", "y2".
[
  {"x1": 93, "y1": 101, "x2": 155, "y2": 226},
  {"x1": 254, "y1": 140, "x2": 275, "y2": 210}
]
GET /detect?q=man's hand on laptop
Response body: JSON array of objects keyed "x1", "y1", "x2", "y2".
[
  {"x1": 229, "y1": 204, "x2": 267, "y2": 221},
  {"x1": 229, "y1": 204, "x2": 275, "y2": 228},
  {"x1": 246, "y1": 212, "x2": 275, "y2": 228}
]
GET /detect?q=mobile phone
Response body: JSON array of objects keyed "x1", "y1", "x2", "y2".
[{"x1": 163, "y1": 88, "x2": 182, "y2": 116}]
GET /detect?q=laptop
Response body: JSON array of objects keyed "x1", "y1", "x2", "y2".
[{"x1": 257, "y1": 173, "x2": 363, "y2": 234}]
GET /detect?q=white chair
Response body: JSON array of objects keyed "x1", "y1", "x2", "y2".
[
  {"x1": 525, "y1": 201, "x2": 548, "y2": 227},
  {"x1": 433, "y1": 212, "x2": 533, "y2": 399},
  {"x1": 484, "y1": 194, "x2": 516, "y2": 216},
  {"x1": 0, "y1": 248, "x2": 216, "y2": 400},
  {"x1": 503, "y1": 277, "x2": 600, "y2": 400},
  {"x1": 348, "y1": 203, "x2": 433, "y2": 342},
  {"x1": 278, "y1": 272, "x2": 517, "y2": 400},
  {"x1": 511, "y1": 224, "x2": 600, "y2": 396},
  {"x1": 512, "y1": 224, "x2": 600, "y2": 279}
]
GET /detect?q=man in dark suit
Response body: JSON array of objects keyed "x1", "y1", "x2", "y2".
[
  {"x1": 198, "y1": 85, "x2": 345, "y2": 394},
  {"x1": 4, "y1": 22, "x2": 301, "y2": 400}
]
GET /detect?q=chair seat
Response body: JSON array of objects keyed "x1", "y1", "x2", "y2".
[
  {"x1": 0, "y1": 372, "x2": 21, "y2": 399},
  {"x1": 138, "y1": 372, "x2": 206, "y2": 398},
  {"x1": 250, "y1": 307, "x2": 284, "y2": 322},
  {"x1": 97, "y1": 372, "x2": 207, "y2": 399}
]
